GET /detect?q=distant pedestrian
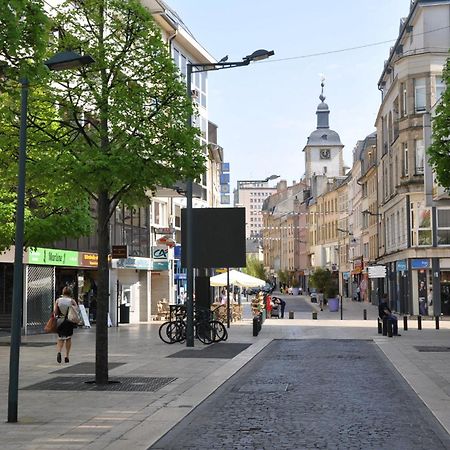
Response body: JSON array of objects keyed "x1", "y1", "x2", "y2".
[
  {"x1": 318, "y1": 292, "x2": 324, "y2": 311},
  {"x1": 54, "y1": 287, "x2": 79, "y2": 363},
  {"x1": 273, "y1": 297, "x2": 286, "y2": 318}
]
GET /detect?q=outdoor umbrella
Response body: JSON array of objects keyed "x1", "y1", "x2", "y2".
[{"x1": 209, "y1": 270, "x2": 265, "y2": 288}]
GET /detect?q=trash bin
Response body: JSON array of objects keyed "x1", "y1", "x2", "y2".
[
  {"x1": 119, "y1": 303, "x2": 130, "y2": 324},
  {"x1": 328, "y1": 298, "x2": 339, "y2": 312}
]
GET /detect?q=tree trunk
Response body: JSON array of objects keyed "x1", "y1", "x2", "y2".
[{"x1": 95, "y1": 190, "x2": 110, "y2": 384}]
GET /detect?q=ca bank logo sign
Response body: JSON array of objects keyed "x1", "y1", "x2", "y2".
[{"x1": 152, "y1": 247, "x2": 168, "y2": 260}]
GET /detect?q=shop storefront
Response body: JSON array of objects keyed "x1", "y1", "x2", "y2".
[
  {"x1": 0, "y1": 252, "x2": 14, "y2": 329},
  {"x1": 149, "y1": 246, "x2": 171, "y2": 317},
  {"x1": 25, "y1": 247, "x2": 99, "y2": 334},
  {"x1": 111, "y1": 256, "x2": 153, "y2": 324}
]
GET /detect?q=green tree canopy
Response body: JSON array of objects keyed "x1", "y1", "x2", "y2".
[
  {"x1": 277, "y1": 269, "x2": 289, "y2": 285},
  {"x1": 428, "y1": 58, "x2": 450, "y2": 188},
  {"x1": 31, "y1": 0, "x2": 206, "y2": 383},
  {"x1": 243, "y1": 256, "x2": 266, "y2": 280},
  {"x1": 309, "y1": 267, "x2": 333, "y2": 294},
  {"x1": 0, "y1": 1, "x2": 92, "y2": 250},
  {"x1": 0, "y1": 0, "x2": 49, "y2": 79}
]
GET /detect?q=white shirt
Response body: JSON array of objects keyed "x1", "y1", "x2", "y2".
[{"x1": 56, "y1": 296, "x2": 76, "y2": 315}]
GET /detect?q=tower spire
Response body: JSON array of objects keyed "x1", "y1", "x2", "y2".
[
  {"x1": 316, "y1": 76, "x2": 329, "y2": 129},
  {"x1": 319, "y1": 76, "x2": 326, "y2": 103}
]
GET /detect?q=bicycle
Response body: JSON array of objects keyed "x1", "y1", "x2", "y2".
[{"x1": 158, "y1": 314, "x2": 227, "y2": 344}]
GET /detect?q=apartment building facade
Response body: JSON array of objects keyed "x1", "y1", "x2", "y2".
[{"x1": 375, "y1": 0, "x2": 450, "y2": 315}]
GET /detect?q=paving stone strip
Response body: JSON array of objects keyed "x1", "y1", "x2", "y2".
[{"x1": 151, "y1": 339, "x2": 450, "y2": 450}]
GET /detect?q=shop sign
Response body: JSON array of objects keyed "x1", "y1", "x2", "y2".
[
  {"x1": 342, "y1": 272, "x2": 350, "y2": 280},
  {"x1": 28, "y1": 247, "x2": 78, "y2": 266},
  {"x1": 368, "y1": 265, "x2": 387, "y2": 278},
  {"x1": 112, "y1": 257, "x2": 152, "y2": 270},
  {"x1": 174, "y1": 244, "x2": 182, "y2": 259},
  {"x1": 174, "y1": 273, "x2": 187, "y2": 280},
  {"x1": 111, "y1": 245, "x2": 128, "y2": 259},
  {"x1": 152, "y1": 247, "x2": 168, "y2": 260},
  {"x1": 153, "y1": 227, "x2": 175, "y2": 235},
  {"x1": 152, "y1": 261, "x2": 169, "y2": 271},
  {"x1": 396, "y1": 260, "x2": 407, "y2": 272},
  {"x1": 80, "y1": 252, "x2": 98, "y2": 268},
  {"x1": 411, "y1": 259, "x2": 430, "y2": 269}
]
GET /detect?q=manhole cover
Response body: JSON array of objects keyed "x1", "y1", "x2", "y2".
[
  {"x1": 415, "y1": 346, "x2": 450, "y2": 352},
  {"x1": 22, "y1": 376, "x2": 177, "y2": 392},
  {"x1": 51, "y1": 362, "x2": 126, "y2": 374}
]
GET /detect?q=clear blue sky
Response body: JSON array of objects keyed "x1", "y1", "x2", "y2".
[{"x1": 167, "y1": 0, "x2": 409, "y2": 189}]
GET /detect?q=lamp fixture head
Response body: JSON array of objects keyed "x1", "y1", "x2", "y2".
[
  {"x1": 44, "y1": 50, "x2": 95, "y2": 71},
  {"x1": 244, "y1": 49, "x2": 275, "y2": 62}
]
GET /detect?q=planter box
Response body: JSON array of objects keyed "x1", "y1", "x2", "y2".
[{"x1": 328, "y1": 297, "x2": 339, "y2": 312}]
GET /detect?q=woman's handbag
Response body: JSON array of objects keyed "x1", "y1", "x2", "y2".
[
  {"x1": 44, "y1": 313, "x2": 58, "y2": 333},
  {"x1": 67, "y1": 305, "x2": 82, "y2": 325}
]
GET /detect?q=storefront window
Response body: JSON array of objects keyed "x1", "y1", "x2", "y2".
[{"x1": 437, "y1": 209, "x2": 450, "y2": 245}]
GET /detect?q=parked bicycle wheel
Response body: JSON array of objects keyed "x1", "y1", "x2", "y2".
[
  {"x1": 170, "y1": 320, "x2": 186, "y2": 343},
  {"x1": 158, "y1": 321, "x2": 175, "y2": 344},
  {"x1": 195, "y1": 320, "x2": 214, "y2": 344},
  {"x1": 209, "y1": 320, "x2": 228, "y2": 342}
]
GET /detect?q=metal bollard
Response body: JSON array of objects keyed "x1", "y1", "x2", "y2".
[
  {"x1": 363, "y1": 309, "x2": 367, "y2": 320},
  {"x1": 435, "y1": 316, "x2": 440, "y2": 330},
  {"x1": 312, "y1": 311, "x2": 317, "y2": 320},
  {"x1": 387, "y1": 320, "x2": 393, "y2": 337},
  {"x1": 403, "y1": 316, "x2": 408, "y2": 331},
  {"x1": 418, "y1": 315, "x2": 422, "y2": 330},
  {"x1": 289, "y1": 311, "x2": 294, "y2": 319},
  {"x1": 253, "y1": 315, "x2": 260, "y2": 337},
  {"x1": 382, "y1": 317, "x2": 388, "y2": 336},
  {"x1": 377, "y1": 318, "x2": 382, "y2": 334}
]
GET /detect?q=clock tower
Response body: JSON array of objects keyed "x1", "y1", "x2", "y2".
[{"x1": 303, "y1": 81, "x2": 344, "y2": 184}]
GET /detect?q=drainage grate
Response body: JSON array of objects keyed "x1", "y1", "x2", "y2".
[
  {"x1": 0, "y1": 342, "x2": 54, "y2": 347},
  {"x1": 50, "y1": 362, "x2": 126, "y2": 374},
  {"x1": 22, "y1": 376, "x2": 177, "y2": 392},
  {"x1": 168, "y1": 343, "x2": 251, "y2": 359},
  {"x1": 415, "y1": 346, "x2": 450, "y2": 353}
]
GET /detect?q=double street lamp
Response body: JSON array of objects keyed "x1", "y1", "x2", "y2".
[
  {"x1": 8, "y1": 51, "x2": 94, "y2": 423},
  {"x1": 238, "y1": 174, "x2": 280, "y2": 186},
  {"x1": 185, "y1": 49, "x2": 274, "y2": 347}
]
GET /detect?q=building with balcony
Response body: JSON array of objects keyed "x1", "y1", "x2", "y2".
[{"x1": 375, "y1": 0, "x2": 450, "y2": 316}]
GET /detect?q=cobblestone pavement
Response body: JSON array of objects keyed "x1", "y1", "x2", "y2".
[{"x1": 151, "y1": 339, "x2": 450, "y2": 450}]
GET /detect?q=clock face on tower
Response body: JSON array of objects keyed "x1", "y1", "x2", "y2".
[{"x1": 320, "y1": 148, "x2": 331, "y2": 159}]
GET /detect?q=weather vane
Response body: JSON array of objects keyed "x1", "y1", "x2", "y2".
[{"x1": 319, "y1": 73, "x2": 326, "y2": 102}]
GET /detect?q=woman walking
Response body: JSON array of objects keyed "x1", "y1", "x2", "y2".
[{"x1": 54, "y1": 287, "x2": 78, "y2": 363}]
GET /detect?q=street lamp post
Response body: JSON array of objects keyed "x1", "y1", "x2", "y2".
[
  {"x1": 185, "y1": 49, "x2": 274, "y2": 347},
  {"x1": 7, "y1": 51, "x2": 94, "y2": 423}
]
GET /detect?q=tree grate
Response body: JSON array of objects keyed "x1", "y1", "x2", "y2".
[
  {"x1": 168, "y1": 343, "x2": 251, "y2": 359},
  {"x1": 0, "y1": 341, "x2": 54, "y2": 347},
  {"x1": 22, "y1": 376, "x2": 177, "y2": 392},
  {"x1": 415, "y1": 346, "x2": 450, "y2": 352},
  {"x1": 50, "y1": 362, "x2": 126, "y2": 374}
]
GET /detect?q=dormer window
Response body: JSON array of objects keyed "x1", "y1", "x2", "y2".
[{"x1": 321, "y1": 134, "x2": 328, "y2": 140}]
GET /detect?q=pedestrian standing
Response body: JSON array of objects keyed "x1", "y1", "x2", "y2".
[
  {"x1": 318, "y1": 292, "x2": 324, "y2": 311},
  {"x1": 54, "y1": 287, "x2": 79, "y2": 363}
]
